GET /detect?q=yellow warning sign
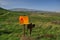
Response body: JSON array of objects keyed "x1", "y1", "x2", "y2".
[{"x1": 19, "y1": 16, "x2": 29, "y2": 24}]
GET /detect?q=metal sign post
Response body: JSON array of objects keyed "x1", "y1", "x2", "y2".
[{"x1": 23, "y1": 24, "x2": 25, "y2": 36}]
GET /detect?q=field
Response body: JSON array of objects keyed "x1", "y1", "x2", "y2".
[{"x1": 0, "y1": 8, "x2": 60, "y2": 40}]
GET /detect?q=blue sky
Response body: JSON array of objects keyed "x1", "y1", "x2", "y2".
[{"x1": 0, "y1": 0, "x2": 60, "y2": 12}]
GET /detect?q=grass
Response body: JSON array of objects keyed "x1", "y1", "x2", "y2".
[{"x1": 0, "y1": 8, "x2": 60, "y2": 40}]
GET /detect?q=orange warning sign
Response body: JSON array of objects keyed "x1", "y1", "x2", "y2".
[{"x1": 19, "y1": 16, "x2": 29, "y2": 24}]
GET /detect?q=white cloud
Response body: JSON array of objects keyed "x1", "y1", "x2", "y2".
[{"x1": 0, "y1": 0, "x2": 8, "y2": 6}]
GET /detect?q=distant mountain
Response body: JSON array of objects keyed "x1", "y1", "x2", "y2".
[
  {"x1": 9, "y1": 8, "x2": 37, "y2": 11},
  {"x1": 9, "y1": 8, "x2": 60, "y2": 13},
  {"x1": 9, "y1": 8, "x2": 52, "y2": 14}
]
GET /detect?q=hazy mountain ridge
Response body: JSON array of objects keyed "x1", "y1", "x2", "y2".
[
  {"x1": 9, "y1": 8, "x2": 60, "y2": 13},
  {"x1": 9, "y1": 8, "x2": 39, "y2": 11}
]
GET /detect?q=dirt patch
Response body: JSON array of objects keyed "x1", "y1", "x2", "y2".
[{"x1": 20, "y1": 35, "x2": 34, "y2": 40}]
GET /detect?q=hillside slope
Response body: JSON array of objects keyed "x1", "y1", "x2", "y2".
[{"x1": 0, "y1": 8, "x2": 60, "y2": 40}]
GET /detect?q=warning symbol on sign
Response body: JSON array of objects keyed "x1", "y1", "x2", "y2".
[{"x1": 19, "y1": 16, "x2": 29, "y2": 24}]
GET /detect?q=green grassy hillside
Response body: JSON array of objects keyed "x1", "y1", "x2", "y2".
[{"x1": 0, "y1": 8, "x2": 60, "y2": 40}]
